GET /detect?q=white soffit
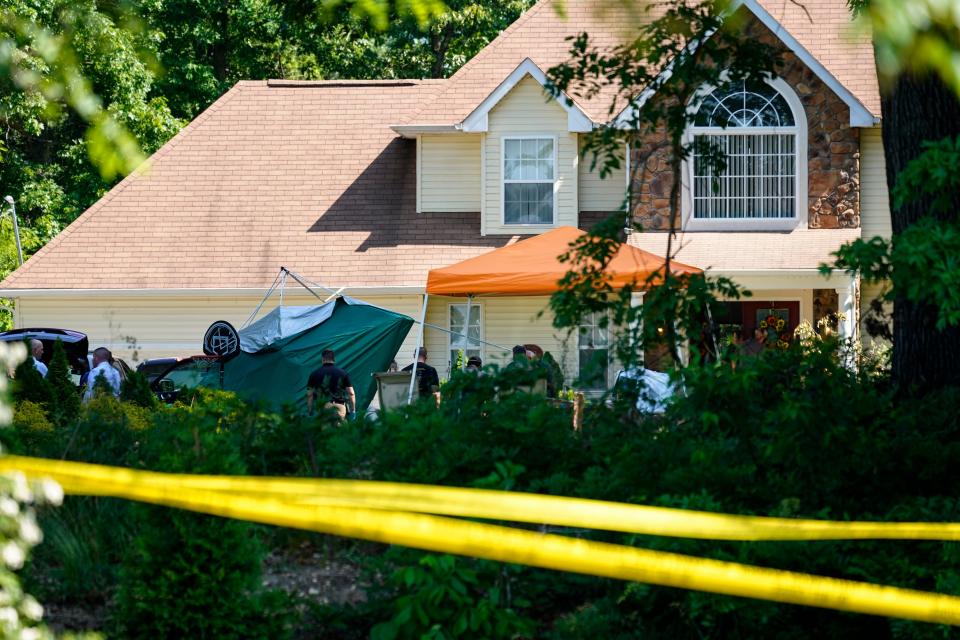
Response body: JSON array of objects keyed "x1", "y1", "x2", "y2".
[
  {"x1": 390, "y1": 124, "x2": 460, "y2": 138},
  {"x1": 615, "y1": 0, "x2": 877, "y2": 128},
  {"x1": 461, "y1": 58, "x2": 595, "y2": 133}
]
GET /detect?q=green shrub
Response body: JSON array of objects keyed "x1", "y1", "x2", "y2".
[
  {"x1": 30, "y1": 496, "x2": 134, "y2": 605},
  {"x1": 119, "y1": 370, "x2": 157, "y2": 409},
  {"x1": 112, "y1": 390, "x2": 292, "y2": 640},
  {"x1": 11, "y1": 400, "x2": 54, "y2": 452},
  {"x1": 20, "y1": 340, "x2": 960, "y2": 638},
  {"x1": 13, "y1": 345, "x2": 51, "y2": 407},
  {"x1": 46, "y1": 340, "x2": 81, "y2": 427},
  {"x1": 371, "y1": 554, "x2": 535, "y2": 640},
  {"x1": 58, "y1": 395, "x2": 143, "y2": 463}
]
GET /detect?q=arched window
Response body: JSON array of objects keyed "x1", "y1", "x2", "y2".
[{"x1": 689, "y1": 80, "x2": 802, "y2": 221}]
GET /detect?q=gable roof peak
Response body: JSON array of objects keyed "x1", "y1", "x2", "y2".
[{"x1": 460, "y1": 57, "x2": 594, "y2": 133}]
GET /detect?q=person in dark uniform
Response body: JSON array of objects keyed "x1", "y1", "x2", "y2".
[
  {"x1": 402, "y1": 347, "x2": 441, "y2": 406},
  {"x1": 306, "y1": 349, "x2": 355, "y2": 420}
]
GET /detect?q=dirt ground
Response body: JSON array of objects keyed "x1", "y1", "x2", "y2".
[{"x1": 262, "y1": 548, "x2": 366, "y2": 606}]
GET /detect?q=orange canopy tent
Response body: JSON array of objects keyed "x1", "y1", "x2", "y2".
[{"x1": 425, "y1": 226, "x2": 701, "y2": 297}]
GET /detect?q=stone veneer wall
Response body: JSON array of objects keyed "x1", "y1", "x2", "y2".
[{"x1": 629, "y1": 14, "x2": 860, "y2": 230}]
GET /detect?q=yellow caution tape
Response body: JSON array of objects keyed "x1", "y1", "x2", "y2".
[
  {"x1": 7, "y1": 455, "x2": 960, "y2": 542},
  {"x1": 3, "y1": 457, "x2": 960, "y2": 625}
]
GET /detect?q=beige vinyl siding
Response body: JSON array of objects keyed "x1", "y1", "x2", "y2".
[
  {"x1": 860, "y1": 127, "x2": 892, "y2": 240},
  {"x1": 483, "y1": 76, "x2": 578, "y2": 235},
  {"x1": 419, "y1": 134, "x2": 482, "y2": 212},
  {"x1": 578, "y1": 137, "x2": 627, "y2": 212},
  {"x1": 422, "y1": 296, "x2": 578, "y2": 383},
  {"x1": 859, "y1": 128, "x2": 892, "y2": 344},
  {"x1": 16, "y1": 294, "x2": 424, "y2": 365},
  {"x1": 860, "y1": 281, "x2": 892, "y2": 346}
]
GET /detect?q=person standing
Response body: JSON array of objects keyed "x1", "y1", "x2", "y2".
[
  {"x1": 306, "y1": 349, "x2": 356, "y2": 420},
  {"x1": 402, "y1": 347, "x2": 440, "y2": 406},
  {"x1": 29, "y1": 340, "x2": 47, "y2": 378},
  {"x1": 741, "y1": 326, "x2": 767, "y2": 357},
  {"x1": 524, "y1": 343, "x2": 558, "y2": 398},
  {"x1": 83, "y1": 347, "x2": 121, "y2": 402}
]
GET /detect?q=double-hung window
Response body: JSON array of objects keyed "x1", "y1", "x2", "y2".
[
  {"x1": 578, "y1": 311, "x2": 609, "y2": 390},
  {"x1": 690, "y1": 80, "x2": 801, "y2": 221},
  {"x1": 503, "y1": 137, "x2": 555, "y2": 225},
  {"x1": 449, "y1": 303, "x2": 482, "y2": 371}
]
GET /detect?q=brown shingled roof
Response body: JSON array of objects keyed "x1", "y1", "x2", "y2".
[
  {"x1": 0, "y1": 0, "x2": 878, "y2": 292},
  {"x1": 402, "y1": 0, "x2": 880, "y2": 127},
  {"x1": 1, "y1": 80, "x2": 516, "y2": 290},
  {"x1": 629, "y1": 228, "x2": 861, "y2": 272}
]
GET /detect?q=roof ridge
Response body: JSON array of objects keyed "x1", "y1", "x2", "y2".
[
  {"x1": 0, "y1": 82, "x2": 248, "y2": 288},
  {"x1": 266, "y1": 79, "x2": 445, "y2": 87},
  {"x1": 401, "y1": 0, "x2": 556, "y2": 125}
]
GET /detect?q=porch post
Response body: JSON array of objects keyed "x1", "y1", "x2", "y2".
[
  {"x1": 407, "y1": 293, "x2": 429, "y2": 404},
  {"x1": 630, "y1": 292, "x2": 644, "y2": 367},
  {"x1": 835, "y1": 276, "x2": 858, "y2": 343},
  {"x1": 463, "y1": 295, "x2": 473, "y2": 370}
]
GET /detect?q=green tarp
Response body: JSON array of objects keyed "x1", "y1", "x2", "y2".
[{"x1": 214, "y1": 298, "x2": 413, "y2": 411}]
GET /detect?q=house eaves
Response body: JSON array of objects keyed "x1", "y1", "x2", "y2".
[
  {"x1": 390, "y1": 124, "x2": 461, "y2": 138},
  {"x1": 462, "y1": 58, "x2": 595, "y2": 133},
  {"x1": 0, "y1": 286, "x2": 426, "y2": 299},
  {"x1": 391, "y1": 59, "x2": 595, "y2": 137}
]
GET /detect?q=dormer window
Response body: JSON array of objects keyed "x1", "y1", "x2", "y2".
[
  {"x1": 503, "y1": 137, "x2": 556, "y2": 225},
  {"x1": 686, "y1": 79, "x2": 806, "y2": 228}
]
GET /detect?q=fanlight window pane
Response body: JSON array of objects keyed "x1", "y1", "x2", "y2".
[
  {"x1": 694, "y1": 80, "x2": 795, "y2": 128},
  {"x1": 504, "y1": 137, "x2": 555, "y2": 224}
]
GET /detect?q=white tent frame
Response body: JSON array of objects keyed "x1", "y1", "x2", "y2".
[{"x1": 244, "y1": 267, "x2": 512, "y2": 404}]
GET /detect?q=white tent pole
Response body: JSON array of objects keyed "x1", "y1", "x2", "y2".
[
  {"x1": 323, "y1": 287, "x2": 345, "y2": 303},
  {"x1": 279, "y1": 270, "x2": 287, "y2": 307},
  {"x1": 407, "y1": 293, "x2": 429, "y2": 404},
  {"x1": 282, "y1": 267, "x2": 340, "y2": 296},
  {"x1": 282, "y1": 267, "x2": 331, "y2": 303},
  {"x1": 241, "y1": 270, "x2": 283, "y2": 329}
]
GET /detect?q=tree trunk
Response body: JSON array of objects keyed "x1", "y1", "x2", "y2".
[
  {"x1": 881, "y1": 72, "x2": 960, "y2": 390},
  {"x1": 212, "y1": 4, "x2": 229, "y2": 82},
  {"x1": 430, "y1": 25, "x2": 454, "y2": 79}
]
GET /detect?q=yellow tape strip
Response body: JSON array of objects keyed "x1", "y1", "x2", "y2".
[
  {"x1": 5, "y1": 460, "x2": 960, "y2": 625},
  {"x1": 7, "y1": 455, "x2": 960, "y2": 542}
]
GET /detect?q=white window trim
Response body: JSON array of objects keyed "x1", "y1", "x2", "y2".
[
  {"x1": 448, "y1": 302, "x2": 484, "y2": 370},
  {"x1": 415, "y1": 135, "x2": 422, "y2": 214},
  {"x1": 500, "y1": 135, "x2": 559, "y2": 227},
  {"x1": 680, "y1": 77, "x2": 808, "y2": 231}
]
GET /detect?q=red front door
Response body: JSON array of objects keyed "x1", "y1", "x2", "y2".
[{"x1": 740, "y1": 301, "x2": 801, "y2": 335}]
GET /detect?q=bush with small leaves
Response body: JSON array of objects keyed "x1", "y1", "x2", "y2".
[
  {"x1": 12, "y1": 345, "x2": 50, "y2": 408},
  {"x1": 112, "y1": 390, "x2": 293, "y2": 640},
  {"x1": 119, "y1": 371, "x2": 156, "y2": 410},
  {"x1": 45, "y1": 341, "x2": 81, "y2": 427}
]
